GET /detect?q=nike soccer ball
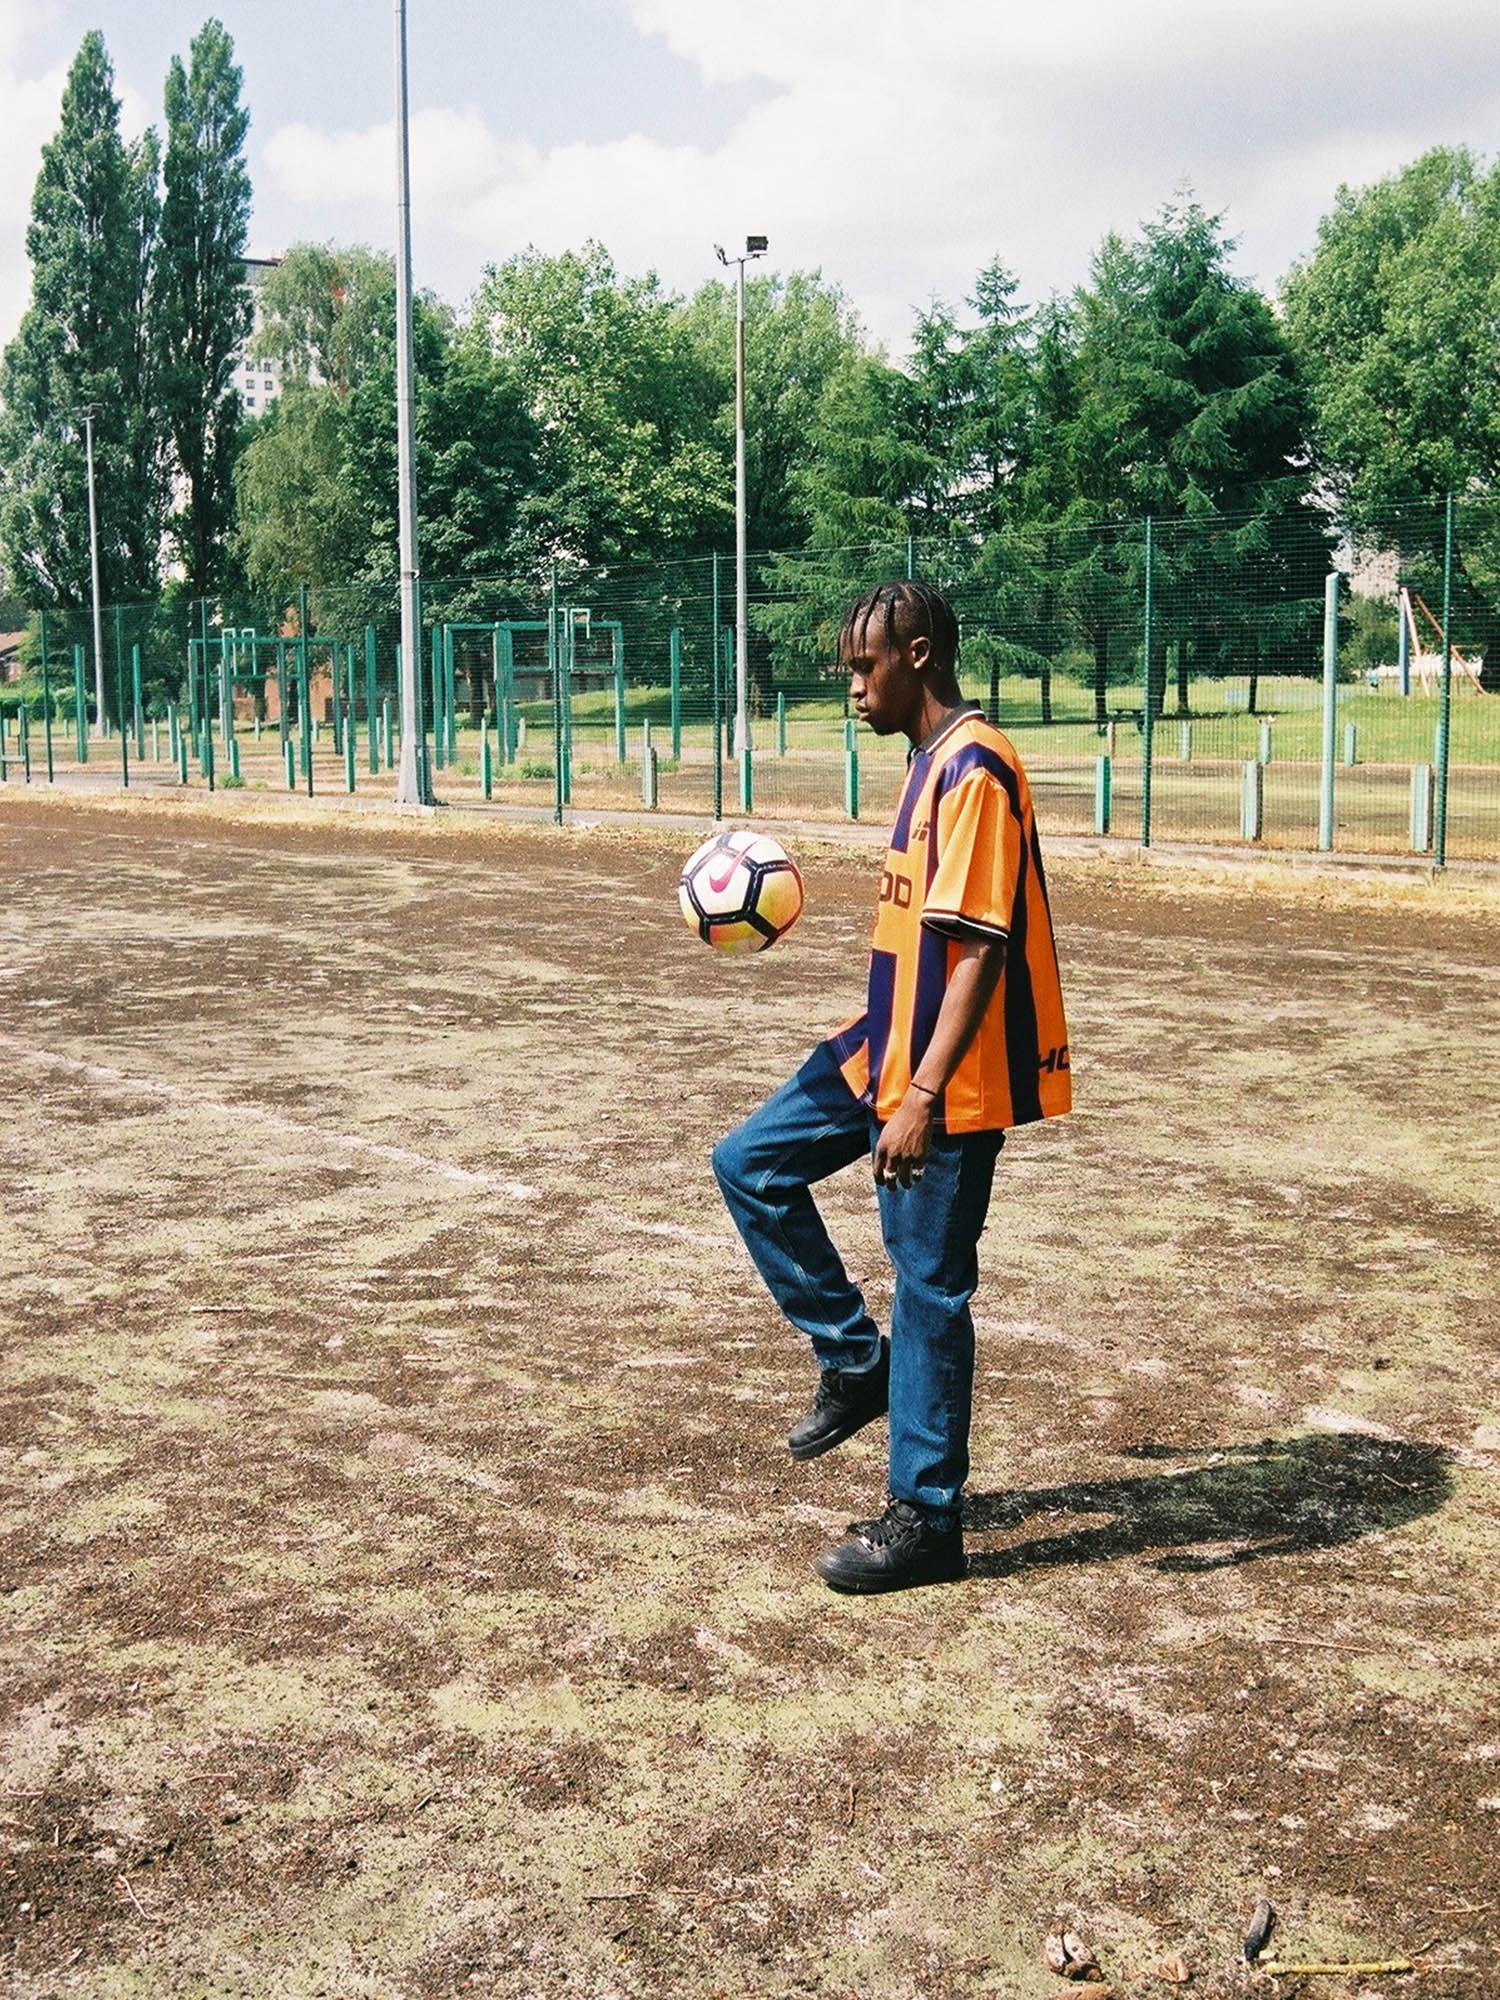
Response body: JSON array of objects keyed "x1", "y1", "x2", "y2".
[{"x1": 678, "y1": 829, "x2": 804, "y2": 954}]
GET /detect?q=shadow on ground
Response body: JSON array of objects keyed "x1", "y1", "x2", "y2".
[{"x1": 966, "y1": 1433, "x2": 1454, "y2": 1575}]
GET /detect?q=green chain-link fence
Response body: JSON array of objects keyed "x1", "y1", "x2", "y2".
[{"x1": 5, "y1": 501, "x2": 1498, "y2": 862}]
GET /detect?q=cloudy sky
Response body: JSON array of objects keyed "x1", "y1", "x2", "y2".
[{"x1": 2, "y1": 0, "x2": 1497, "y2": 362}]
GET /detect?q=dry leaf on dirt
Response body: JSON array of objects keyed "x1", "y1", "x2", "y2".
[
  {"x1": 1044, "y1": 1924, "x2": 1104, "y2": 1980},
  {"x1": 1148, "y1": 1952, "x2": 1192, "y2": 1982}
]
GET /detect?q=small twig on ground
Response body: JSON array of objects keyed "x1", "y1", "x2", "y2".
[
  {"x1": 114, "y1": 1875, "x2": 156, "y2": 1922},
  {"x1": 1258, "y1": 1958, "x2": 1413, "y2": 1977},
  {"x1": 584, "y1": 1889, "x2": 648, "y2": 1903}
]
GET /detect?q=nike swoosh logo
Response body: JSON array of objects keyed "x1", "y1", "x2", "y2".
[{"x1": 708, "y1": 861, "x2": 738, "y2": 892}]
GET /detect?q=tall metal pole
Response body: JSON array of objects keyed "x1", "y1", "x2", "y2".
[
  {"x1": 81, "y1": 406, "x2": 105, "y2": 737},
  {"x1": 734, "y1": 255, "x2": 749, "y2": 759},
  {"x1": 392, "y1": 0, "x2": 431, "y2": 805},
  {"x1": 715, "y1": 237, "x2": 766, "y2": 763}
]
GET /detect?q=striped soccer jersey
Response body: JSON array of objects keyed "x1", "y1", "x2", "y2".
[{"x1": 826, "y1": 705, "x2": 1071, "y2": 1133}]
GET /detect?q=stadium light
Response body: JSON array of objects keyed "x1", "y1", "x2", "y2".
[
  {"x1": 392, "y1": 0, "x2": 433, "y2": 805},
  {"x1": 714, "y1": 234, "x2": 768, "y2": 764},
  {"x1": 74, "y1": 404, "x2": 105, "y2": 739}
]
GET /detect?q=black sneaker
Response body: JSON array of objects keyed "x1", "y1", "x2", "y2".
[
  {"x1": 787, "y1": 1341, "x2": 889, "y2": 1460},
  {"x1": 815, "y1": 1498, "x2": 965, "y2": 1594}
]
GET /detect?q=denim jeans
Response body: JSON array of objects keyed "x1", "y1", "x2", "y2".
[{"x1": 712, "y1": 1042, "x2": 1003, "y2": 1531}]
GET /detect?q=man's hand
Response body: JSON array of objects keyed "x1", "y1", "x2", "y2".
[{"x1": 873, "y1": 1087, "x2": 933, "y2": 1188}]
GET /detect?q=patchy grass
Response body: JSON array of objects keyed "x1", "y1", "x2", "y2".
[{"x1": 1, "y1": 790, "x2": 1498, "y2": 1999}]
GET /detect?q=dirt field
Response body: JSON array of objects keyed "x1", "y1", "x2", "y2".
[{"x1": 3, "y1": 790, "x2": 1499, "y2": 2000}]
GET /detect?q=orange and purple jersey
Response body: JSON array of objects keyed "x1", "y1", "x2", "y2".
[{"x1": 825, "y1": 706, "x2": 1070, "y2": 1133}]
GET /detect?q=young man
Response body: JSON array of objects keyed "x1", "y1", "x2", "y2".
[{"x1": 712, "y1": 581, "x2": 1070, "y2": 1594}]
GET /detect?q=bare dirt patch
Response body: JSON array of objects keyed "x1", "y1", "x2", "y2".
[{"x1": 2, "y1": 791, "x2": 1498, "y2": 1998}]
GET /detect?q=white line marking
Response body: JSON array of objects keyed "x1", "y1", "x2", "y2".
[
  {"x1": 611, "y1": 1217, "x2": 737, "y2": 1249},
  {"x1": 0, "y1": 1037, "x2": 537, "y2": 1199}
]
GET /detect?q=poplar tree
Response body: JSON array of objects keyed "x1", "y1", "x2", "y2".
[
  {"x1": 0, "y1": 32, "x2": 141, "y2": 608},
  {"x1": 155, "y1": 18, "x2": 252, "y2": 601}
]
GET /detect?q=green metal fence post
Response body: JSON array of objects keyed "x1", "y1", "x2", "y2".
[
  {"x1": 445, "y1": 622, "x2": 457, "y2": 764},
  {"x1": 1318, "y1": 572, "x2": 1340, "y2": 851},
  {"x1": 562, "y1": 610, "x2": 574, "y2": 805},
  {"x1": 73, "y1": 645, "x2": 87, "y2": 761},
  {"x1": 229, "y1": 736, "x2": 241, "y2": 782},
  {"x1": 614, "y1": 647, "x2": 627, "y2": 765},
  {"x1": 844, "y1": 717, "x2": 859, "y2": 820},
  {"x1": 776, "y1": 690, "x2": 787, "y2": 756},
  {"x1": 131, "y1": 643, "x2": 144, "y2": 759},
  {"x1": 431, "y1": 627, "x2": 444, "y2": 771},
  {"x1": 297, "y1": 586, "x2": 311, "y2": 788},
  {"x1": 20, "y1": 703, "x2": 31, "y2": 783},
  {"x1": 40, "y1": 612, "x2": 54, "y2": 782},
  {"x1": 202, "y1": 721, "x2": 214, "y2": 792},
  {"x1": 1140, "y1": 517, "x2": 1155, "y2": 849},
  {"x1": 364, "y1": 627, "x2": 379, "y2": 774},
  {"x1": 550, "y1": 564, "x2": 563, "y2": 825},
  {"x1": 481, "y1": 716, "x2": 493, "y2": 799},
  {"x1": 1435, "y1": 493, "x2": 1454, "y2": 869},
  {"x1": 1094, "y1": 755, "x2": 1112, "y2": 835},
  {"x1": 711, "y1": 551, "x2": 723, "y2": 821},
  {"x1": 669, "y1": 626, "x2": 682, "y2": 760}
]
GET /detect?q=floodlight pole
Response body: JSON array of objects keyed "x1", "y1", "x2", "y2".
[
  {"x1": 715, "y1": 236, "x2": 767, "y2": 760},
  {"x1": 79, "y1": 405, "x2": 105, "y2": 737},
  {"x1": 392, "y1": 0, "x2": 432, "y2": 805}
]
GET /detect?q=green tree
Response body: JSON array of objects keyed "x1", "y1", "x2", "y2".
[
  {"x1": 155, "y1": 17, "x2": 253, "y2": 601},
  {"x1": 1038, "y1": 204, "x2": 1330, "y2": 715},
  {"x1": 470, "y1": 243, "x2": 726, "y2": 575},
  {"x1": 679, "y1": 268, "x2": 873, "y2": 554},
  {"x1": 234, "y1": 247, "x2": 537, "y2": 631},
  {"x1": 1283, "y1": 146, "x2": 1500, "y2": 680},
  {"x1": 0, "y1": 33, "x2": 149, "y2": 615}
]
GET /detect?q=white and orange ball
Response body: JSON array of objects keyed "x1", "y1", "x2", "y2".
[{"x1": 678, "y1": 829, "x2": 804, "y2": 954}]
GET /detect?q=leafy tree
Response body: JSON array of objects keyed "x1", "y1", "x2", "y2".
[
  {"x1": 470, "y1": 243, "x2": 726, "y2": 575},
  {"x1": 0, "y1": 33, "x2": 148, "y2": 622},
  {"x1": 234, "y1": 246, "x2": 537, "y2": 631},
  {"x1": 755, "y1": 352, "x2": 924, "y2": 682},
  {"x1": 155, "y1": 18, "x2": 253, "y2": 601},
  {"x1": 681, "y1": 269, "x2": 885, "y2": 555},
  {"x1": 252, "y1": 242, "x2": 397, "y2": 390},
  {"x1": 122, "y1": 128, "x2": 167, "y2": 595},
  {"x1": 1283, "y1": 146, "x2": 1500, "y2": 681},
  {"x1": 1035, "y1": 203, "x2": 1330, "y2": 714}
]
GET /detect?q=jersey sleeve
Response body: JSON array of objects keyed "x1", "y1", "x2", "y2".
[{"x1": 920, "y1": 769, "x2": 1019, "y2": 943}]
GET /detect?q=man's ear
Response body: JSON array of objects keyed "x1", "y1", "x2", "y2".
[{"x1": 906, "y1": 632, "x2": 932, "y2": 673}]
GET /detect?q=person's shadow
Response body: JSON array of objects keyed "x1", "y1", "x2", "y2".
[{"x1": 965, "y1": 1433, "x2": 1453, "y2": 1576}]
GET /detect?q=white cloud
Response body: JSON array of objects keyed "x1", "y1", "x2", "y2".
[
  {"x1": 4, "y1": 0, "x2": 1498, "y2": 359},
  {"x1": 248, "y1": 0, "x2": 1500, "y2": 352},
  {"x1": 0, "y1": 57, "x2": 69, "y2": 340}
]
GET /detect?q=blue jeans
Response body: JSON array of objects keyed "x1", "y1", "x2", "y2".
[{"x1": 712, "y1": 1043, "x2": 1003, "y2": 1531}]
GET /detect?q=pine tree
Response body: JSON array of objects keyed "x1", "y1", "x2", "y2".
[
  {"x1": 155, "y1": 18, "x2": 252, "y2": 602},
  {"x1": 0, "y1": 33, "x2": 142, "y2": 612}
]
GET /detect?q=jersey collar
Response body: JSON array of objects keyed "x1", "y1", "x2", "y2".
[{"x1": 910, "y1": 700, "x2": 983, "y2": 760}]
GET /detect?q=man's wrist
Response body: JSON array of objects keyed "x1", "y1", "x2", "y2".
[{"x1": 908, "y1": 1079, "x2": 938, "y2": 1099}]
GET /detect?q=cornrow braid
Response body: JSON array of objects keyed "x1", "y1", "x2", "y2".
[{"x1": 839, "y1": 579, "x2": 960, "y2": 676}]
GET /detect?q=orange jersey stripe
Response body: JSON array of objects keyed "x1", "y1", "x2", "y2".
[{"x1": 829, "y1": 708, "x2": 1070, "y2": 1132}]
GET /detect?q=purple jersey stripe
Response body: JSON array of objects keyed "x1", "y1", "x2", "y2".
[{"x1": 865, "y1": 949, "x2": 898, "y2": 1109}]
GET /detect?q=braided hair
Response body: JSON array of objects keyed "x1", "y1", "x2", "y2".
[{"x1": 839, "y1": 580, "x2": 960, "y2": 677}]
